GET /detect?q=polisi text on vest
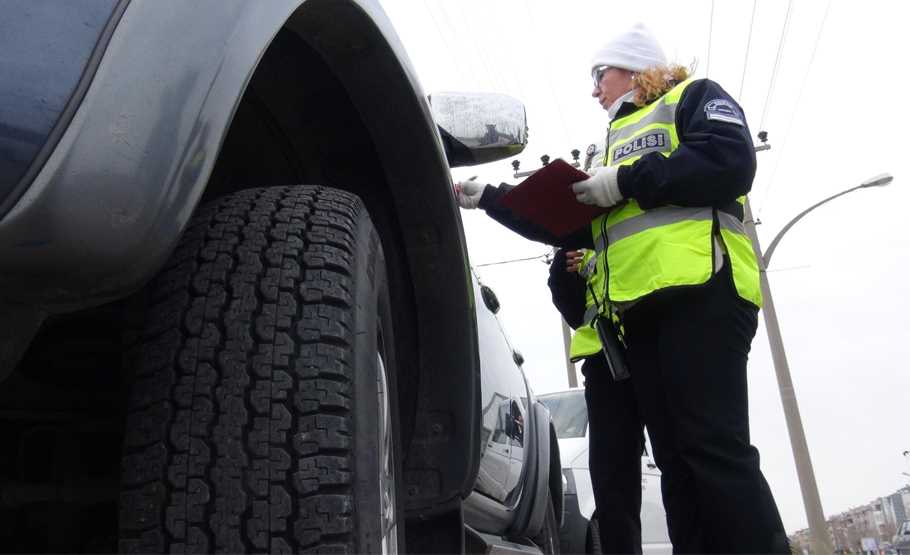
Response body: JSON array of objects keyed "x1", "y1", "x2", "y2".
[{"x1": 612, "y1": 130, "x2": 669, "y2": 163}]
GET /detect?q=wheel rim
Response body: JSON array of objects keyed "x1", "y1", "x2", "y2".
[{"x1": 377, "y1": 351, "x2": 398, "y2": 554}]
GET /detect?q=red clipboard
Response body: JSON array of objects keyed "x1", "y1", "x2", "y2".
[{"x1": 499, "y1": 159, "x2": 606, "y2": 238}]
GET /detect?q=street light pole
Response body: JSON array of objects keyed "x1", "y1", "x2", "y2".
[
  {"x1": 743, "y1": 172, "x2": 893, "y2": 554},
  {"x1": 744, "y1": 198, "x2": 833, "y2": 555}
]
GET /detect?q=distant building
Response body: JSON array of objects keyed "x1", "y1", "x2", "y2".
[{"x1": 790, "y1": 489, "x2": 910, "y2": 553}]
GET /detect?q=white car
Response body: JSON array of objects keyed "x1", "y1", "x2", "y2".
[{"x1": 539, "y1": 388, "x2": 672, "y2": 554}]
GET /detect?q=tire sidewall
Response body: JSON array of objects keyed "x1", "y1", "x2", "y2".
[{"x1": 350, "y1": 210, "x2": 403, "y2": 553}]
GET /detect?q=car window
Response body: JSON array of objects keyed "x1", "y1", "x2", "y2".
[{"x1": 539, "y1": 390, "x2": 587, "y2": 438}]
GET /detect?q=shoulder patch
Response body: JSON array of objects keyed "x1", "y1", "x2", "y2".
[{"x1": 704, "y1": 98, "x2": 744, "y2": 126}]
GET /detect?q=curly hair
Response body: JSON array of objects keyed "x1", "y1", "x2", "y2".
[{"x1": 632, "y1": 63, "x2": 691, "y2": 106}]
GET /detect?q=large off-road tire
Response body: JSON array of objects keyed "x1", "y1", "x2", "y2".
[{"x1": 118, "y1": 186, "x2": 402, "y2": 553}]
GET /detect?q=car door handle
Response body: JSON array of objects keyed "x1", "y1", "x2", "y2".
[{"x1": 646, "y1": 462, "x2": 657, "y2": 470}]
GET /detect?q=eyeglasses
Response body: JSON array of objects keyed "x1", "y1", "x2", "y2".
[{"x1": 592, "y1": 65, "x2": 612, "y2": 87}]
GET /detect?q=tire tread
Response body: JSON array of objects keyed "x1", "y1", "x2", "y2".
[{"x1": 120, "y1": 186, "x2": 366, "y2": 553}]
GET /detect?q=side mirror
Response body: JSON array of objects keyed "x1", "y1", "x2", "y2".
[
  {"x1": 430, "y1": 92, "x2": 528, "y2": 167},
  {"x1": 480, "y1": 284, "x2": 500, "y2": 314}
]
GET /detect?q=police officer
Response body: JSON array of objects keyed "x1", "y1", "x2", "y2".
[
  {"x1": 456, "y1": 22, "x2": 790, "y2": 554},
  {"x1": 548, "y1": 245, "x2": 646, "y2": 554}
]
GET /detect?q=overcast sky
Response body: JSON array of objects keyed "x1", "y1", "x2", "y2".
[{"x1": 379, "y1": 0, "x2": 909, "y2": 534}]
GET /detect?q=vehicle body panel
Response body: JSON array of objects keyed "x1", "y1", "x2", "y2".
[
  {"x1": 0, "y1": 0, "x2": 453, "y2": 313},
  {"x1": 0, "y1": 0, "x2": 120, "y2": 210},
  {"x1": 0, "y1": 0, "x2": 302, "y2": 309},
  {"x1": 468, "y1": 275, "x2": 532, "y2": 530}
]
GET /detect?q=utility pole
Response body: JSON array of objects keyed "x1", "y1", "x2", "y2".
[{"x1": 553, "y1": 244, "x2": 578, "y2": 388}]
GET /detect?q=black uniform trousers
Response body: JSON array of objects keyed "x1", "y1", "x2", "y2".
[
  {"x1": 583, "y1": 261, "x2": 789, "y2": 554},
  {"x1": 582, "y1": 355, "x2": 644, "y2": 554}
]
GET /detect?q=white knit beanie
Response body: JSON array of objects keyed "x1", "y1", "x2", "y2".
[{"x1": 590, "y1": 23, "x2": 667, "y2": 74}]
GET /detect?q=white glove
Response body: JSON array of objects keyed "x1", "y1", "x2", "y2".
[
  {"x1": 571, "y1": 165, "x2": 623, "y2": 207},
  {"x1": 455, "y1": 179, "x2": 485, "y2": 209}
]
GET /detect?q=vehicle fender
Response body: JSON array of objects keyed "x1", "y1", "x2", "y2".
[
  {"x1": 509, "y1": 400, "x2": 553, "y2": 539},
  {"x1": 0, "y1": 0, "x2": 305, "y2": 309}
]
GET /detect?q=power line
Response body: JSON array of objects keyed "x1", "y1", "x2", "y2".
[
  {"x1": 474, "y1": 253, "x2": 551, "y2": 268},
  {"x1": 422, "y1": 0, "x2": 471, "y2": 87},
  {"x1": 758, "y1": 0, "x2": 794, "y2": 132},
  {"x1": 737, "y1": 0, "x2": 758, "y2": 101},
  {"x1": 484, "y1": 0, "x2": 530, "y2": 102},
  {"x1": 758, "y1": 0, "x2": 833, "y2": 216},
  {"x1": 706, "y1": 0, "x2": 715, "y2": 78},
  {"x1": 765, "y1": 264, "x2": 812, "y2": 274},
  {"x1": 519, "y1": 0, "x2": 572, "y2": 149},
  {"x1": 450, "y1": 0, "x2": 505, "y2": 92}
]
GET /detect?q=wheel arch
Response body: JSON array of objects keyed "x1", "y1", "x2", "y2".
[{"x1": 205, "y1": 0, "x2": 482, "y2": 520}]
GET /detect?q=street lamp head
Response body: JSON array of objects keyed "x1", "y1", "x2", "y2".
[{"x1": 860, "y1": 173, "x2": 894, "y2": 188}]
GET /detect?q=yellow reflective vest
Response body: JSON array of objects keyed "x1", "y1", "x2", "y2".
[{"x1": 569, "y1": 79, "x2": 762, "y2": 361}]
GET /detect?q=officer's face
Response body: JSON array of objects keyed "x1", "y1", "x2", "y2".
[{"x1": 591, "y1": 66, "x2": 635, "y2": 111}]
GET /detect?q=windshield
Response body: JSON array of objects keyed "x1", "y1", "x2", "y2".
[{"x1": 539, "y1": 390, "x2": 587, "y2": 438}]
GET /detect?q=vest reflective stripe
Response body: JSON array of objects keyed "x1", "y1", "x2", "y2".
[
  {"x1": 583, "y1": 304, "x2": 599, "y2": 324},
  {"x1": 594, "y1": 207, "x2": 747, "y2": 248},
  {"x1": 607, "y1": 101, "x2": 677, "y2": 146},
  {"x1": 603, "y1": 206, "x2": 712, "y2": 246}
]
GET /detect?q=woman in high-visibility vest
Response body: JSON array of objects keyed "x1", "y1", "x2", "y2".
[{"x1": 457, "y1": 22, "x2": 788, "y2": 555}]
